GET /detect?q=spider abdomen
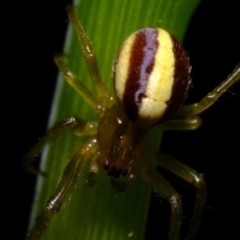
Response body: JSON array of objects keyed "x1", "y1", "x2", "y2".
[{"x1": 114, "y1": 28, "x2": 191, "y2": 126}]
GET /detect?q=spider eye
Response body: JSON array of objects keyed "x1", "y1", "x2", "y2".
[{"x1": 114, "y1": 28, "x2": 191, "y2": 126}]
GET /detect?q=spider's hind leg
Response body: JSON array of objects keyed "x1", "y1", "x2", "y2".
[
  {"x1": 54, "y1": 8, "x2": 115, "y2": 117},
  {"x1": 66, "y1": 7, "x2": 112, "y2": 100},
  {"x1": 178, "y1": 65, "x2": 240, "y2": 116},
  {"x1": 54, "y1": 56, "x2": 108, "y2": 115}
]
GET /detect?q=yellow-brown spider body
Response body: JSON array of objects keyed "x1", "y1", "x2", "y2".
[{"x1": 24, "y1": 8, "x2": 240, "y2": 240}]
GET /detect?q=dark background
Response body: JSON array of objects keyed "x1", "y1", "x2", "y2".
[{"x1": 7, "y1": 0, "x2": 239, "y2": 239}]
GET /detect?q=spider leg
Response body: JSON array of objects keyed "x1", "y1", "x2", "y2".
[
  {"x1": 157, "y1": 116, "x2": 202, "y2": 131},
  {"x1": 23, "y1": 117, "x2": 98, "y2": 175},
  {"x1": 178, "y1": 64, "x2": 240, "y2": 116},
  {"x1": 67, "y1": 7, "x2": 112, "y2": 99},
  {"x1": 139, "y1": 166, "x2": 182, "y2": 240},
  {"x1": 54, "y1": 56, "x2": 108, "y2": 115},
  {"x1": 26, "y1": 137, "x2": 99, "y2": 240},
  {"x1": 157, "y1": 153, "x2": 207, "y2": 240}
]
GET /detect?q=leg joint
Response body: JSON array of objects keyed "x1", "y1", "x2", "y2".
[{"x1": 168, "y1": 193, "x2": 182, "y2": 212}]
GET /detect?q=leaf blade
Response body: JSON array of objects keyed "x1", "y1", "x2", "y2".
[{"x1": 29, "y1": 0, "x2": 200, "y2": 239}]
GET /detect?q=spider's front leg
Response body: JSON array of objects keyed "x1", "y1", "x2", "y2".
[
  {"x1": 26, "y1": 137, "x2": 99, "y2": 240},
  {"x1": 157, "y1": 153, "x2": 206, "y2": 240},
  {"x1": 23, "y1": 117, "x2": 98, "y2": 174},
  {"x1": 23, "y1": 117, "x2": 98, "y2": 239},
  {"x1": 139, "y1": 152, "x2": 206, "y2": 240},
  {"x1": 138, "y1": 166, "x2": 182, "y2": 240}
]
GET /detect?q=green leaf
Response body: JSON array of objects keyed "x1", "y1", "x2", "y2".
[{"x1": 29, "y1": 0, "x2": 200, "y2": 239}]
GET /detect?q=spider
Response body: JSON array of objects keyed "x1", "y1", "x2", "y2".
[{"x1": 24, "y1": 7, "x2": 240, "y2": 240}]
